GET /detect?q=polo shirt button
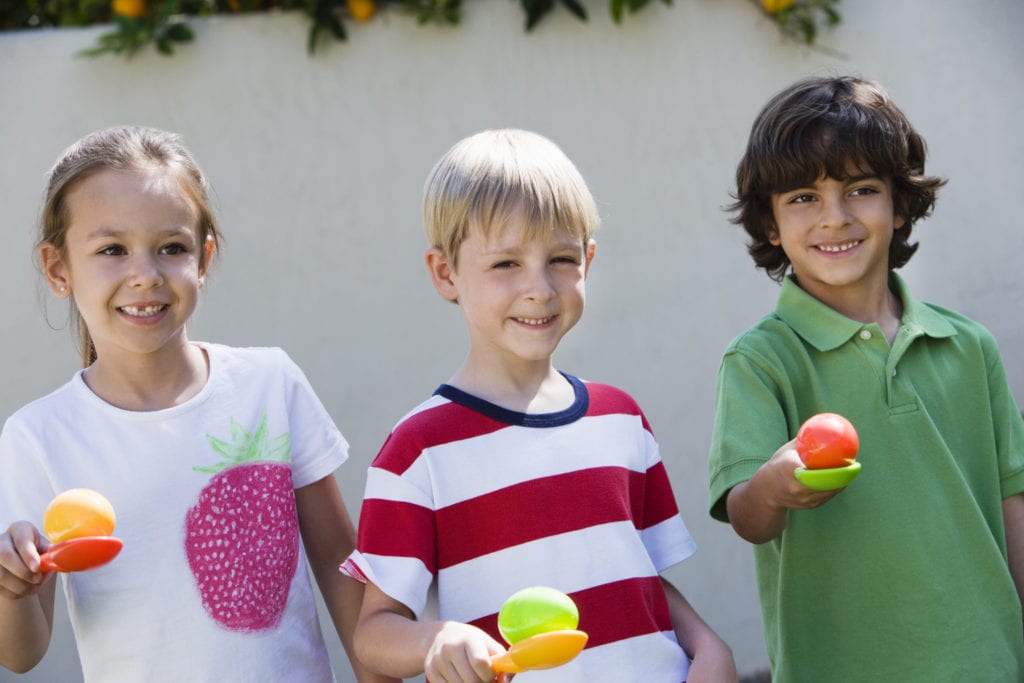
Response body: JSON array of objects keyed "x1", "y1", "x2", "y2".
[{"x1": 859, "y1": 330, "x2": 872, "y2": 340}]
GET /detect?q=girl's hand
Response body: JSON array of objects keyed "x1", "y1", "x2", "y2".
[
  {"x1": 0, "y1": 522, "x2": 51, "y2": 600},
  {"x1": 424, "y1": 621, "x2": 508, "y2": 683}
]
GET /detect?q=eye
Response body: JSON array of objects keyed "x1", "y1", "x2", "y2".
[
  {"x1": 160, "y1": 243, "x2": 189, "y2": 256},
  {"x1": 99, "y1": 245, "x2": 126, "y2": 256},
  {"x1": 788, "y1": 193, "x2": 815, "y2": 204},
  {"x1": 850, "y1": 185, "x2": 879, "y2": 197},
  {"x1": 551, "y1": 255, "x2": 580, "y2": 265},
  {"x1": 492, "y1": 260, "x2": 517, "y2": 269}
]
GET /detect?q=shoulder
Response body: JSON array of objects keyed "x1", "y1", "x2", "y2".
[
  {"x1": 579, "y1": 380, "x2": 643, "y2": 416},
  {"x1": 724, "y1": 313, "x2": 798, "y2": 354},
  {"x1": 910, "y1": 302, "x2": 1004, "y2": 365},
  {"x1": 3, "y1": 374, "x2": 81, "y2": 432},
  {"x1": 916, "y1": 301, "x2": 996, "y2": 338},
  {"x1": 201, "y1": 342, "x2": 293, "y2": 369},
  {"x1": 201, "y1": 342, "x2": 313, "y2": 384},
  {"x1": 371, "y1": 394, "x2": 461, "y2": 474},
  {"x1": 718, "y1": 314, "x2": 805, "y2": 379}
]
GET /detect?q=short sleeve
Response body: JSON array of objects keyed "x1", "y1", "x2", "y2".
[
  {"x1": 341, "y1": 430, "x2": 437, "y2": 617},
  {"x1": 0, "y1": 415, "x2": 56, "y2": 527},
  {"x1": 708, "y1": 346, "x2": 791, "y2": 522},
  {"x1": 277, "y1": 350, "x2": 349, "y2": 489}
]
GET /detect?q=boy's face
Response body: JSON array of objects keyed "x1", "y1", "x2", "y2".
[
  {"x1": 768, "y1": 171, "x2": 905, "y2": 304},
  {"x1": 428, "y1": 215, "x2": 595, "y2": 376}
]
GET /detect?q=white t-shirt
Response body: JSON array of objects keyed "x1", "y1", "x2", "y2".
[{"x1": 0, "y1": 343, "x2": 347, "y2": 682}]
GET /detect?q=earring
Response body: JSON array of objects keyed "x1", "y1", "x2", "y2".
[{"x1": 58, "y1": 285, "x2": 66, "y2": 293}]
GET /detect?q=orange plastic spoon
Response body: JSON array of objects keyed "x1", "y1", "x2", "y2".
[
  {"x1": 39, "y1": 536, "x2": 123, "y2": 573},
  {"x1": 491, "y1": 629, "x2": 588, "y2": 674}
]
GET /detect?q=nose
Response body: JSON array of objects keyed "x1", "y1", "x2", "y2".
[
  {"x1": 128, "y1": 253, "x2": 164, "y2": 289},
  {"x1": 523, "y1": 264, "x2": 556, "y2": 302},
  {"x1": 820, "y1": 195, "x2": 853, "y2": 230}
]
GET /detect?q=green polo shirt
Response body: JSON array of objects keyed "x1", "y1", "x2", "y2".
[{"x1": 709, "y1": 272, "x2": 1024, "y2": 682}]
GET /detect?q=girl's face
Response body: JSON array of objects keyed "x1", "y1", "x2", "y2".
[{"x1": 42, "y1": 168, "x2": 207, "y2": 366}]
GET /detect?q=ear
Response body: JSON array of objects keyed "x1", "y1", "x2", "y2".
[
  {"x1": 425, "y1": 247, "x2": 459, "y2": 302},
  {"x1": 40, "y1": 243, "x2": 71, "y2": 298},
  {"x1": 894, "y1": 213, "x2": 907, "y2": 230},
  {"x1": 583, "y1": 239, "x2": 596, "y2": 278},
  {"x1": 766, "y1": 222, "x2": 781, "y2": 247},
  {"x1": 199, "y1": 235, "x2": 215, "y2": 286}
]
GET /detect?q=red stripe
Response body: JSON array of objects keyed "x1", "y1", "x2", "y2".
[
  {"x1": 357, "y1": 499, "x2": 437, "y2": 573},
  {"x1": 585, "y1": 383, "x2": 653, "y2": 434},
  {"x1": 436, "y1": 466, "x2": 674, "y2": 569},
  {"x1": 468, "y1": 576, "x2": 672, "y2": 648},
  {"x1": 641, "y1": 461, "x2": 681, "y2": 529},
  {"x1": 339, "y1": 558, "x2": 368, "y2": 583},
  {"x1": 435, "y1": 464, "x2": 679, "y2": 569},
  {"x1": 372, "y1": 402, "x2": 509, "y2": 476}
]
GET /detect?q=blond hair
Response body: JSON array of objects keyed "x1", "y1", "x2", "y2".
[
  {"x1": 423, "y1": 129, "x2": 599, "y2": 265},
  {"x1": 38, "y1": 126, "x2": 222, "y2": 366}
]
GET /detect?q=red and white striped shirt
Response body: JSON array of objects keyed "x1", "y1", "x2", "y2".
[{"x1": 342, "y1": 374, "x2": 695, "y2": 681}]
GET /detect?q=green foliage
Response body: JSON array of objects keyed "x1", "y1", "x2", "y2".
[
  {"x1": 1, "y1": 0, "x2": 841, "y2": 58},
  {"x1": 764, "y1": 0, "x2": 842, "y2": 46},
  {"x1": 610, "y1": 0, "x2": 672, "y2": 25}
]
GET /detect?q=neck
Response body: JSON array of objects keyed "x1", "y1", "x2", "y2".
[
  {"x1": 83, "y1": 341, "x2": 209, "y2": 411},
  {"x1": 447, "y1": 359, "x2": 573, "y2": 414},
  {"x1": 800, "y1": 276, "x2": 903, "y2": 343}
]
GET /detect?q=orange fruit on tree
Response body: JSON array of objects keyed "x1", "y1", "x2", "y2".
[
  {"x1": 43, "y1": 489, "x2": 117, "y2": 543},
  {"x1": 347, "y1": 0, "x2": 376, "y2": 22},
  {"x1": 762, "y1": 0, "x2": 795, "y2": 13},
  {"x1": 111, "y1": 0, "x2": 146, "y2": 18}
]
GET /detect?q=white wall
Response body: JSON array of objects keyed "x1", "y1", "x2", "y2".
[{"x1": 1, "y1": 1, "x2": 1022, "y2": 680}]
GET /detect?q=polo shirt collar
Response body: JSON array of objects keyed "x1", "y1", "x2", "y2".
[{"x1": 776, "y1": 272, "x2": 957, "y2": 352}]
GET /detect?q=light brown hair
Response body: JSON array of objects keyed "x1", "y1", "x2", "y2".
[{"x1": 38, "y1": 126, "x2": 222, "y2": 366}]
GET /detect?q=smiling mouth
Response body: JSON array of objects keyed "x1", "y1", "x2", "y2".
[
  {"x1": 816, "y1": 240, "x2": 861, "y2": 253},
  {"x1": 119, "y1": 304, "x2": 168, "y2": 318},
  {"x1": 515, "y1": 316, "x2": 555, "y2": 326}
]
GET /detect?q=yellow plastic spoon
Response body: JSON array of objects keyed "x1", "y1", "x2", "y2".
[{"x1": 491, "y1": 629, "x2": 588, "y2": 674}]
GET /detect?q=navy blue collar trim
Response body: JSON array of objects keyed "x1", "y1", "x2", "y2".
[{"x1": 433, "y1": 373, "x2": 589, "y2": 427}]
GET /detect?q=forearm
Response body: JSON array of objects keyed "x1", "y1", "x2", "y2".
[
  {"x1": 296, "y1": 477, "x2": 398, "y2": 683},
  {"x1": 661, "y1": 578, "x2": 736, "y2": 683},
  {"x1": 1002, "y1": 493, "x2": 1024, "y2": 631},
  {"x1": 0, "y1": 581, "x2": 55, "y2": 673},
  {"x1": 725, "y1": 478, "x2": 789, "y2": 544},
  {"x1": 356, "y1": 609, "x2": 447, "y2": 678},
  {"x1": 661, "y1": 578, "x2": 725, "y2": 657},
  {"x1": 314, "y1": 565, "x2": 399, "y2": 682}
]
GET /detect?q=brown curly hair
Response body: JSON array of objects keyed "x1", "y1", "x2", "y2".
[{"x1": 730, "y1": 76, "x2": 946, "y2": 281}]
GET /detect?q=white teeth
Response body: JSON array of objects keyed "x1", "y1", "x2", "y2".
[
  {"x1": 517, "y1": 317, "x2": 552, "y2": 326},
  {"x1": 818, "y1": 241, "x2": 859, "y2": 253},
  {"x1": 121, "y1": 305, "x2": 165, "y2": 317}
]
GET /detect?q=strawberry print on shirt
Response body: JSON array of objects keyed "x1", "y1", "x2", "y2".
[{"x1": 185, "y1": 413, "x2": 299, "y2": 632}]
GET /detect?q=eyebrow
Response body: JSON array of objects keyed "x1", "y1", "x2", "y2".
[
  {"x1": 84, "y1": 225, "x2": 196, "y2": 241},
  {"x1": 844, "y1": 173, "x2": 882, "y2": 183}
]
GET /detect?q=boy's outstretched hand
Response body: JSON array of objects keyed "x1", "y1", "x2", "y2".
[
  {"x1": 0, "y1": 522, "x2": 51, "y2": 600},
  {"x1": 726, "y1": 439, "x2": 846, "y2": 544},
  {"x1": 424, "y1": 621, "x2": 510, "y2": 683}
]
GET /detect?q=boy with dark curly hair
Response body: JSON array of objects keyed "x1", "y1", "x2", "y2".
[{"x1": 708, "y1": 76, "x2": 1024, "y2": 681}]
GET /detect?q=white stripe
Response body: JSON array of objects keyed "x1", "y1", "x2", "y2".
[
  {"x1": 520, "y1": 631, "x2": 690, "y2": 682},
  {"x1": 437, "y1": 521, "x2": 665, "y2": 623},
  {"x1": 347, "y1": 552, "x2": 434, "y2": 618},
  {"x1": 364, "y1": 464, "x2": 433, "y2": 508},
  {"x1": 643, "y1": 515, "x2": 698, "y2": 571},
  {"x1": 427, "y1": 413, "x2": 656, "y2": 507}
]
